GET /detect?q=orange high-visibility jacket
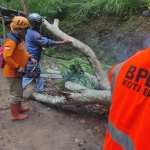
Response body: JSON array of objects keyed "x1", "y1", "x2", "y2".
[
  {"x1": 3, "y1": 33, "x2": 31, "y2": 77},
  {"x1": 104, "y1": 47, "x2": 150, "y2": 150}
]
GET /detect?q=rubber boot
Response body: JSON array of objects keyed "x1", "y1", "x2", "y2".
[
  {"x1": 18, "y1": 102, "x2": 29, "y2": 113},
  {"x1": 10, "y1": 103, "x2": 28, "y2": 121}
]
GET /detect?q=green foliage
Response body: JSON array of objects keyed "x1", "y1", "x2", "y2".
[
  {"x1": 42, "y1": 47, "x2": 58, "y2": 56},
  {"x1": 71, "y1": 0, "x2": 150, "y2": 20},
  {"x1": 60, "y1": 58, "x2": 95, "y2": 89},
  {"x1": 1, "y1": 0, "x2": 149, "y2": 21},
  {"x1": 42, "y1": 46, "x2": 84, "y2": 60},
  {"x1": 89, "y1": 38, "x2": 117, "y2": 65},
  {"x1": 104, "y1": 0, "x2": 149, "y2": 19},
  {"x1": 1, "y1": 0, "x2": 84, "y2": 20},
  {"x1": 28, "y1": 0, "x2": 150, "y2": 31}
]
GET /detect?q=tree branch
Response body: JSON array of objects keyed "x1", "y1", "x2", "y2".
[{"x1": 43, "y1": 19, "x2": 111, "y2": 90}]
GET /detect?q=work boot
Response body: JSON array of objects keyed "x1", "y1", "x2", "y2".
[
  {"x1": 10, "y1": 103, "x2": 28, "y2": 121},
  {"x1": 18, "y1": 102, "x2": 29, "y2": 113}
]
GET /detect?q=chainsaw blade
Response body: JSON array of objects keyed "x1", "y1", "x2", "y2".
[{"x1": 40, "y1": 73, "x2": 63, "y2": 79}]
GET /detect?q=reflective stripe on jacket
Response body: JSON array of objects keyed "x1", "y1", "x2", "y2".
[{"x1": 104, "y1": 47, "x2": 150, "y2": 150}]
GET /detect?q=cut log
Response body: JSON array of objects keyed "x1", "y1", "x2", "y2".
[
  {"x1": 31, "y1": 93, "x2": 67, "y2": 105},
  {"x1": 21, "y1": 0, "x2": 29, "y2": 15},
  {"x1": 65, "y1": 81, "x2": 111, "y2": 105},
  {"x1": 31, "y1": 90, "x2": 111, "y2": 106},
  {"x1": 65, "y1": 81, "x2": 89, "y2": 92},
  {"x1": 30, "y1": 81, "x2": 111, "y2": 106},
  {"x1": 62, "y1": 90, "x2": 111, "y2": 106}
]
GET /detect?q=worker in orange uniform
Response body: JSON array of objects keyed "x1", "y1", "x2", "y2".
[
  {"x1": 103, "y1": 46, "x2": 150, "y2": 149},
  {"x1": 3, "y1": 16, "x2": 37, "y2": 121}
]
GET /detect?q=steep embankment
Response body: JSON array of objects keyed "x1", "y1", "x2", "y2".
[{"x1": 69, "y1": 16, "x2": 150, "y2": 64}]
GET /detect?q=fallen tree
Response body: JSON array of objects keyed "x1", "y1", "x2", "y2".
[
  {"x1": 0, "y1": 6, "x2": 112, "y2": 106},
  {"x1": 43, "y1": 19, "x2": 110, "y2": 90}
]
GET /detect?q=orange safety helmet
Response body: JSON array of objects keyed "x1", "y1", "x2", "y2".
[{"x1": 11, "y1": 16, "x2": 30, "y2": 29}]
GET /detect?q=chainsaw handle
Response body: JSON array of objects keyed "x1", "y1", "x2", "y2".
[
  {"x1": 28, "y1": 62, "x2": 38, "y2": 77},
  {"x1": 34, "y1": 61, "x2": 38, "y2": 67}
]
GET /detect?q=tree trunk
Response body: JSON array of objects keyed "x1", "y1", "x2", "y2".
[
  {"x1": 30, "y1": 81, "x2": 111, "y2": 106},
  {"x1": 0, "y1": 11, "x2": 6, "y2": 41},
  {"x1": 21, "y1": 0, "x2": 28, "y2": 15},
  {"x1": 84, "y1": 72, "x2": 99, "y2": 89},
  {"x1": 42, "y1": 19, "x2": 110, "y2": 90},
  {"x1": 31, "y1": 90, "x2": 111, "y2": 106}
]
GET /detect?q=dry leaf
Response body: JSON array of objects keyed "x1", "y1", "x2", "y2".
[{"x1": 80, "y1": 119, "x2": 86, "y2": 124}]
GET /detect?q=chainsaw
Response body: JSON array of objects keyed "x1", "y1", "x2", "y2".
[
  {"x1": 28, "y1": 63, "x2": 63, "y2": 79},
  {"x1": 16, "y1": 63, "x2": 63, "y2": 79}
]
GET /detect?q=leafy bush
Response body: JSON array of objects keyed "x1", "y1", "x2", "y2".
[
  {"x1": 60, "y1": 58, "x2": 95, "y2": 89},
  {"x1": 1, "y1": 0, "x2": 149, "y2": 21},
  {"x1": 42, "y1": 46, "x2": 84, "y2": 60},
  {"x1": 68, "y1": 0, "x2": 150, "y2": 20}
]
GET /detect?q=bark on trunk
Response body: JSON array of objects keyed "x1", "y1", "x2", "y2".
[
  {"x1": 21, "y1": 0, "x2": 28, "y2": 15},
  {"x1": 30, "y1": 81, "x2": 111, "y2": 106},
  {"x1": 84, "y1": 72, "x2": 99, "y2": 89},
  {"x1": 31, "y1": 90, "x2": 111, "y2": 106}
]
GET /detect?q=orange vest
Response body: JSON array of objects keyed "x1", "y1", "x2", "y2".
[
  {"x1": 104, "y1": 47, "x2": 150, "y2": 150},
  {"x1": 3, "y1": 39, "x2": 30, "y2": 77}
]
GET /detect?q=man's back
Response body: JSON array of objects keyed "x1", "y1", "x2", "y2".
[
  {"x1": 104, "y1": 47, "x2": 150, "y2": 150},
  {"x1": 25, "y1": 28, "x2": 42, "y2": 62}
]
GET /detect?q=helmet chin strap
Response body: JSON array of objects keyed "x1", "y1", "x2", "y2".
[{"x1": 32, "y1": 24, "x2": 41, "y2": 30}]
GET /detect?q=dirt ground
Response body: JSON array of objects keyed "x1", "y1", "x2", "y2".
[{"x1": 0, "y1": 68, "x2": 109, "y2": 150}]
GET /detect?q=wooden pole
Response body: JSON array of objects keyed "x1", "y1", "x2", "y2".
[
  {"x1": 21, "y1": 0, "x2": 28, "y2": 16},
  {"x1": 0, "y1": 11, "x2": 6, "y2": 41}
]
